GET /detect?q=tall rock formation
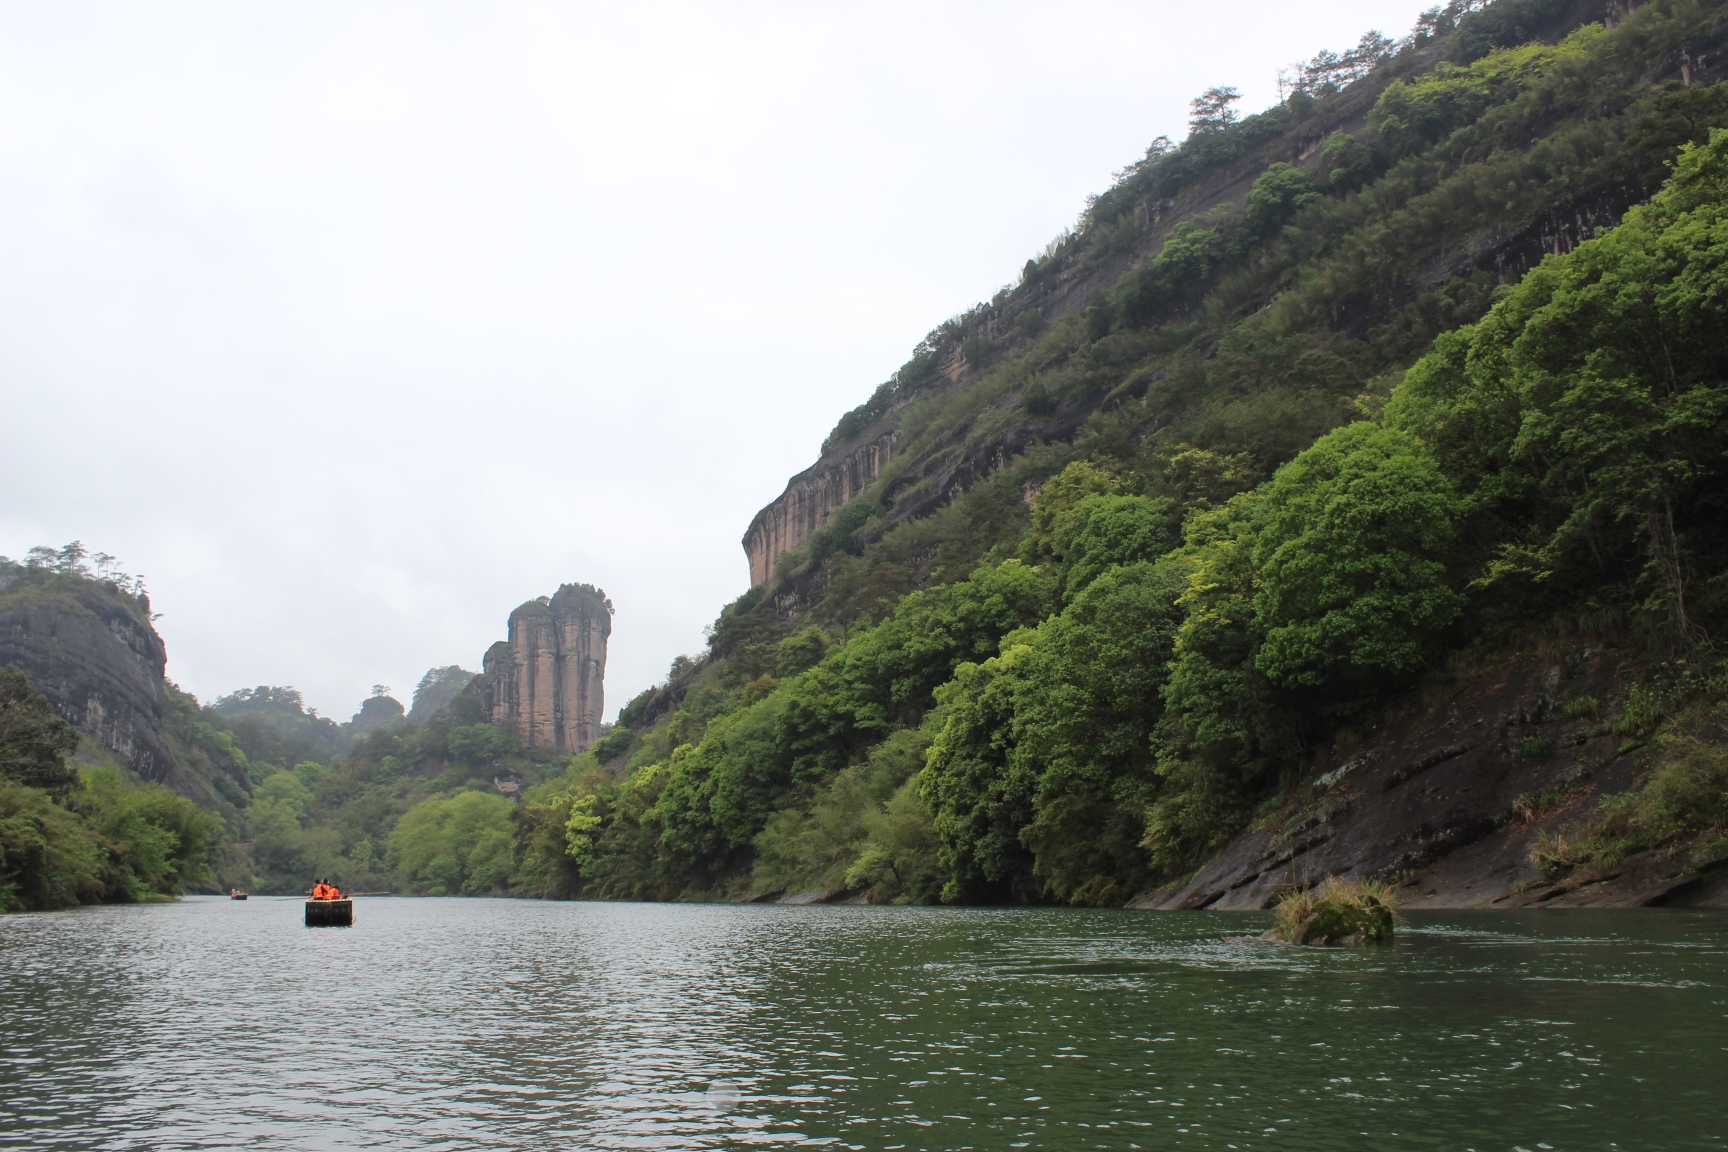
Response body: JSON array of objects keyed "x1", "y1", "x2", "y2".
[
  {"x1": 474, "y1": 583, "x2": 611, "y2": 753},
  {"x1": 742, "y1": 431, "x2": 895, "y2": 586},
  {"x1": 0, "y1": 568, "x2": 172, "y2": 780}
]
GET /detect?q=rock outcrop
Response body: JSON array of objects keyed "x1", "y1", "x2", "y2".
[
  {"x1": 1127, "y1": 645, "x2": 1728, "y2": 912},
  {"x1": 0, "y1": 571, "x2": 172, "y2": 781},
  {"x1": 473, "y1": 583, "x2": 611, "y2": 753},
  {"x1": 742, "y1": 432, "x2": 895, "y2": 587}
]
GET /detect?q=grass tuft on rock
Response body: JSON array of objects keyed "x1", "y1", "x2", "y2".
[{"x1": 1267, "y1": 876, "x2": 1398, "y2": 946}]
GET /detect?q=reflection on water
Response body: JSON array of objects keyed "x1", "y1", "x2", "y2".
[{"x1": 1, "y1": 898, "x2": 1724, "y2": 1149}]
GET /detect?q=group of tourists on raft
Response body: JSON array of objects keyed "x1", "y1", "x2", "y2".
[{"x1": 310, "y1": 879, "x2": 343, "y2": 900}]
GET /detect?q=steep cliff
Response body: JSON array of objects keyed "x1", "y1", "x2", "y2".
[
  {"x1": 743, "y1": 432, "x2": 896, "y2": 585},
  {"x1": 0, "y1": 567, "x2": 173, "y2": 781},
  {"x1": 0, "y1": 557, "x2": 256, "y2": 827},
  {"x1": 473, "y1": 583, "x2": 611, "y2": 753},
  {"x1": 738, "y1": 0, "x2": 1728, "y2": 600}
]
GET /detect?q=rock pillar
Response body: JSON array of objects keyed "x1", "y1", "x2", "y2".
[{"x1": 478, "y1": 583, "x2": 611, "y2": 753}]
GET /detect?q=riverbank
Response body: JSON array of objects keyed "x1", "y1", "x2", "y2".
[{"x1": 1131, "y1": 647, "x2": 1728, "y2": 913}]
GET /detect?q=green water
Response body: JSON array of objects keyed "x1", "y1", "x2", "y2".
[{"x1": 1, "y1": 899, "x2": 1723, "y2": 1149}]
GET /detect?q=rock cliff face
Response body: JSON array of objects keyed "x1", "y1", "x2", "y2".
[
  {"x1": 1128, "y1": 647, "x2": 1728, "y2": 911},
  {"x1": 742, "y1": 432, "x2": 895, "y2": 586},
  {"x1": 0, "y1": 572, "x2": 172, "y2": 781},
  {"x1": 475, "y1": 583, "x2": 611, "y2": 753}
]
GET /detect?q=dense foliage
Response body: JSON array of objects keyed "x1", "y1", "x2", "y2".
[{"x1": 0, "y1": 667, "x2": 216, "y2": 912}]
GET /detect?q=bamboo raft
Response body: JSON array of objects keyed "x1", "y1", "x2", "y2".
[{"x1": 304, "y1": 898, "x2": 353, "y2": 927}]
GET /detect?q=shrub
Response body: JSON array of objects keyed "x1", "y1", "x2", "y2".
[
  {"x1": 1614, "y1": 686, "x2": 1667, "y2": 738},
  {"x1": 1531, "y1": 828, "x2": 1585, "y2": 875},
  {"x1": 1528, "y1": 733, "x2": 1728, "y2": 878},
  {"x1": 961, "y1": 335, "x2": 991, "y2": 369},
  {"x1": 1268, "y1": 876, "x2": 1397, "y2": 945},
  {"x1": 1021, "y1": 379, "x2": 1054, "y2": 415},
  {"x1": 1521, "y1": 737, "x2": 1555, "y2": 761}
]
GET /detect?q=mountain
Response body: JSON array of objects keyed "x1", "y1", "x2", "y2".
[
  {"x1": 552, "y1": 0, "x2": 1728, "y2": 909},
  {"x1": 0, "y1": 548, "x2": 252, "y2": 817}
]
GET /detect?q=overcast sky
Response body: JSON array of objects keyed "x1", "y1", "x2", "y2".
[{"x1": 1, "y1": 1, "x2": 1436, "y2": 722}]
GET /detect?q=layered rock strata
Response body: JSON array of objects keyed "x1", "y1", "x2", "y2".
[
  {"x1": 1128, "y1": 648, "x2": 1728, "y2": 911},
  {"x1": 742, "y1": 432, "x2": 894, "y2": 586},
  {"x1": 475, "y1": 583, "x2": 611, "y2": 753}
]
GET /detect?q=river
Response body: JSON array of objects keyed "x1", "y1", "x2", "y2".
[{"x1": 1, "y1": 898, "x2": 1723, "y2": 1149}]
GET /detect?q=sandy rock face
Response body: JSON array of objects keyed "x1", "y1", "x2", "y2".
[{"x1": 742, "y1": 433, "x2": 895, "y2": 587}]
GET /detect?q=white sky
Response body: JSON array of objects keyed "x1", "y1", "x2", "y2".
[{"x1": 1, "y1": 1, "x2": 1436, "y2": 723}]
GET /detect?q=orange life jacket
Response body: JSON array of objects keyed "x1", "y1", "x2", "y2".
[
  {"x1": 312, "y1": 883, "x2": 329, "y2": 899},
  {"x1": 327, "y1": 886, "x2": 341, "y2": 900}
]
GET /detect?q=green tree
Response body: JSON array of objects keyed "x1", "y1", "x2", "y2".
[
  {"x1": 387, "y1": 791, "x2": 518, "y2": 895},
  {"x1": 923, "y1": 559, "x2": 1187, "y2": 904},
  {"x1": 1251, "y1": 422, "x2": 1467, "y2": 689},
  {"x1": 1389, "y1": 129, "x2": 1728, "y2": 645},
  {"x1": 448, "y1": 724, "x2": 520, "y2": 765},
  {"x1": 1187, "y1": 86, "x2": 1241, "y2": 134},
  {"x1": 0, "y1": 783, "x2": 100, "y2": 911},
  {"x1": 1050, "y1": 493, "x2": 1176, "y2": 600},
  {"x1": 76, "y1": 769, "x2": 217, "y2": 901},
  {"x1": 0, "y1": 666, "x2": 80, "y2": 793}
]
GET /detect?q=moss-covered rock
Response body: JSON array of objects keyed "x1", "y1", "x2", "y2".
[{"x1": 1266, "y1": 877, "x2": 1397, "y2": 945}]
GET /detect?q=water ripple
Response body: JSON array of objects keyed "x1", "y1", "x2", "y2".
[{"x1": 1, "y1": 899, "x2": 1724, "y2": 1149}]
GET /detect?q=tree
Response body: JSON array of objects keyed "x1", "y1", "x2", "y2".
[
  {"x1": 1049, "y1": 494, "x2": 1175, "y2": 600},
  {"x1": 0, "y1": 666, "x2": 79, "y2": 794},
  {"x1": 923, "y1": 560, "x2": 1187, "y2": 904},
  {"x1": 387, "y1": 791, "x2": 517, "y2": 895},
  {"x1": 448, "y1": 723, "x2": 518, "y2": 765},
  {"x1": 1251, "y1": 423, "x2": 1468, "y2": 689},
  {"x1": 1388, "y1": 128, "x2": 1728, "y2": 647},
  {"x1": 1188, "y1": 87, "x2": 1241, "y2": 135}
]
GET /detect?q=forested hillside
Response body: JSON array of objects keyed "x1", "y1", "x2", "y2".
[{"x1": 524, "y1": 0, "x2": 1728, "y2": 906}]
